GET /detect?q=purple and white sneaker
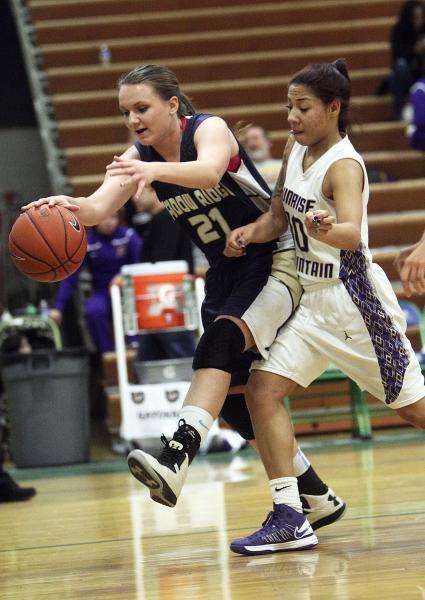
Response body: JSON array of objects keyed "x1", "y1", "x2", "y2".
[{"x1": 230, "y1": 503, "x2": 318, "y2": 556}]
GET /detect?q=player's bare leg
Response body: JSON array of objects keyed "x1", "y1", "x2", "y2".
[
  {"x1": 231, "y1": 371, "x2": 318, "y2": 555},
  {"x1": 128, "y1": 316, "x2": 245, "y2": 507},
  {"x1": 128, "y1": 369, "x2": 230, "y2": 507}
]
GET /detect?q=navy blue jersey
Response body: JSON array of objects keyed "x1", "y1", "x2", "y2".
[{"x1": 135, "y1": 113, "x2": 275, "y2": 266}]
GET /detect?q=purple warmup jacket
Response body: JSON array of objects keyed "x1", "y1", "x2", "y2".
[{"x1": 54, "y1": 225, "x2": 142, "y2": 312}]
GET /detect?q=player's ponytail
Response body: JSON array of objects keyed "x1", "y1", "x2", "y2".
[
  {"x1": 332, "y1": 59, "x2": 350, "y2": 83},
  {"x1": 178, "y1": 92, "x2": 196, "y2": 116},
  {"x1": 118, "y1": 64, "x2": 196, "y2": 117},
  {"x1": 331, "y1": 59, "x2": 351, "y2": 133}
]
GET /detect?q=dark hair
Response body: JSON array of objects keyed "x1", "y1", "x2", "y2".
[
  {"x1": 117, "y1": 64, "x2": 196, "y2": 117},
  {"x1": 396, "y1": 0, "x2": 425, "y2": 35},
  {"x1": 288, "y1": 59, "x2": 351, "y2": 133}
]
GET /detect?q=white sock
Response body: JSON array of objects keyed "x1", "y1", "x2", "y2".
[
  {"x1": 293, "y1": 447, "x2": 311, "y2": 477},
  {"x1": 179, "y1": 405, "x2": 214, "y2": 446},
  {"x1": 270, "y1": 477, "x2": 303, "y2": 512}
]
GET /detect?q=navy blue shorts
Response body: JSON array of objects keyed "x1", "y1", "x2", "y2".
[{"x1": 201, "y1": 242, "x2": 274, "y2": 385}]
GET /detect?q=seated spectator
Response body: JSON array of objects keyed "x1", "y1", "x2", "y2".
[
  {"x1": 406, "y1": 68, "x2": 425, "y2": 149},
  {"x1": 133, "y1": 187, "x2": 194, "y2": 271},
  {"x1": 239, "y1": 124, "x2": 282, "y2": 190},
  {"x1": 49, "y1": 212, "x2": 142, "y2": 353},
  {"x1": 390, "y1": 0, "x2": 425, "y2": 120}
]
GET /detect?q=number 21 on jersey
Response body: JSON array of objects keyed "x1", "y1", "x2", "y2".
[{"x1": 188, "y1": 207, "x2": 230, "y2": 244}]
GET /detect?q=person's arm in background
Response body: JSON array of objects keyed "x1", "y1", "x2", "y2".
[
  {"x1": 395, "y1": 230, "x2": 425, "y2": 296},
  {"x1": 49, "y1": 263, "x2": 85, "y2": 324},
  {"x1": 127, "y1": 228, "x2": 143, "y2": 263},
  {"x1": 412, "y1": 84, "x2": 425, "y2": 129}
]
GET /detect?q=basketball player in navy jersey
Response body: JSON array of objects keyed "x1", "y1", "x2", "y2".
[
  {"x1": 23, "y1": 64, "x2": 345, "y2": 534},
  {"x1": 225, "y1": 59, "x2": 425, "y2": 555}
]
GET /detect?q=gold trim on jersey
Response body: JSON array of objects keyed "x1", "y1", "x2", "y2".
[{"x1": 271, "y1": 249, "x2": 303, "y2": 308}]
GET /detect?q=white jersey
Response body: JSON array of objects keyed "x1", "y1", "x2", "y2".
[
  {"x1": 283, "y1": 136, "x2": 371, "y2": 289},
  {"x1": 253, "y1": 136, "x2": 425, "y2": 408}
]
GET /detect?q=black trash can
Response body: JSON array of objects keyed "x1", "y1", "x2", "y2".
[{"x1": 1, "y1": 349, "x2": 90, "y2": 467}]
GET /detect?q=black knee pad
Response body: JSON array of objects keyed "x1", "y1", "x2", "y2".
[
  {"x1": 220, "y1": 393, "x2": 254, "y2": 440},
  {"x1": 192, "y1": 319, "x2": 245, "y2": 373},
  {"x1": 230, "y1": 349, "x2": 257, "y2": 387}
]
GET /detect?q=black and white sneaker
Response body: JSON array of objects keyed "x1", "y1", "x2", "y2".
[
  {"x1": 127, "y1": 419, "x2": 201, "y2": 507},
  {"x1": 301, "y1": 488, "x2": 346, "y2": 531}
]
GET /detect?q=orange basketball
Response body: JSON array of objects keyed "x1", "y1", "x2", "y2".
[{"x1": 8, "y1": 205, "x2": 87, "y2": 282}]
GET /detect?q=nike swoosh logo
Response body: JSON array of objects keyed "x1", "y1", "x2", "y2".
[
  {"x1": 68, "y1": 214, "x2": 81, "y2": 232},
  {"x1": 275, "y1": 485, "x2": 291, "y2": 492},
  {"x1": 294, "y1": 520, "x2": 313, "y2": 539},
  {"x1": 198, "y1": 419, "x2": 209, "y2": 430}
]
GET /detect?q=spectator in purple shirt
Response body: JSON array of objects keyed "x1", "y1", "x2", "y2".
[
  {"x1": 50, "y1": 212, "x2": 142, "y2": 353},
  {"x1": 407, "y1": 72, "x2": 425, "y2": 150}
]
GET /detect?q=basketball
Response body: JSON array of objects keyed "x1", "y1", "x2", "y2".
[{"x1": 8, "y1": 205, "x2": 87, "y2": 282}]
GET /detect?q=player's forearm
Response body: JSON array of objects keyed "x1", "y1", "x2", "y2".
[
  {"x1": 79, "y1": 177, "x2": 136, "y2": 225},
  {"x1": 153, "y1": 160, "x2": 222, "y2": 189},
  {"x1": 76, "y1": 198, "x2": 128, "y2": 227},
  {"x1": 319, "y1": 222, "x2": 361, "y2": 251},
  {"x1": 64, "y1": 197, "x2": 97, "y2": 225},
  {"x1": 412, "y1": 235, "x2": 425, "y2": 259},
  {"x1": 250, "y1": 210, "x2": 286, "y2": 243}
]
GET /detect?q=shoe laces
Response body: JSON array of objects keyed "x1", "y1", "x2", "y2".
[
  {"x1": 159, "y1": 433, "x2": 184, "y2": 466},
  {"x1": 261, "y1": 505, "x2": 293, "y2": 529},
  {"x1": 262, "y1": 510, "x2": 278, "y2": 528},
  {"x1": 158, "y1": 419, "x2": 191, "y2": 467},
  {"x1": 242, "y1": 510, "x2": 282, "y2": 543}
]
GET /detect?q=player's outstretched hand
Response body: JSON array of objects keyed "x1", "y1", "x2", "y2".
[
  {"x1": 224, "y1": 224, "x2": 256, "y2": 257},
  {"x1": 305, "y1": 210, "x2": 335, "y2": 238},
  {"x1": 396, "y1": 239, "x2": 425, "y2": 296},
  {"x1": 21, "y1": 196, "x2": 80, "y2": 212},
  {"x1": 106, "y1": 155, "x2": 152, "y2": 200}
]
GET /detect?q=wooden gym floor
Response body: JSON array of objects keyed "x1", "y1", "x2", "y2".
[{"x1": 1, "y1": 432, "x2": 425, "y2": 600}]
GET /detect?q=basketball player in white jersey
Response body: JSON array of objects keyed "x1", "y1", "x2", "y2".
[{"x1": 226, "y1": 59, "x2": 425, "y2": 555}]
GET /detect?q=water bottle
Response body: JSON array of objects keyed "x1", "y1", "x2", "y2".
[
  {"x1": 39, "y1": 299, "x2": 49, "y2": 318},
  {"x1": 182, "y1": 275, "x2": 198, "y2": 330},
  {"x1": 98, "y1": 44, "x2": 111, "y2": 66},
  {"x1": 24, "y1": 303, "x2": 37, "y2": 316}
]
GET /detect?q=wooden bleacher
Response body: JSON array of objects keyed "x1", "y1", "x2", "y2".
[{"x1": 25, "y1": 0, "x2": 425, "y2": 436}]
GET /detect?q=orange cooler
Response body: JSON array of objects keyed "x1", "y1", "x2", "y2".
[{"x1": 121, "y1": 261, "x2": 191, "y2": 331}]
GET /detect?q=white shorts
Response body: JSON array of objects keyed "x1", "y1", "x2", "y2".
[
  {"x1": 252, "y1": 263, "x2": 425, "y2": 410},
  {"x1": 242, "y1": 249, "x2": 302, "y2": 359}
]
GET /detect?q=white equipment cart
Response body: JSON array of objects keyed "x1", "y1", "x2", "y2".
[{"x1": 110, "y1": 260, "x2": 206, "y2": 445}]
